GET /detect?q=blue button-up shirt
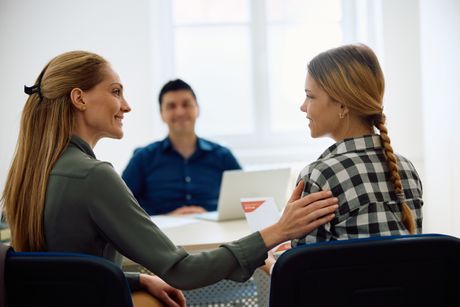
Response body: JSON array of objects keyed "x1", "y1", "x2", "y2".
[{"x1": 122, "y1": 137, "x2": 242, "y2": 215}]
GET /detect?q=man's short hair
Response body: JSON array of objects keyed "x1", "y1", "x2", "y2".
[{"x1": 158, "y1": 79, "x2": 197, "y2": 106}]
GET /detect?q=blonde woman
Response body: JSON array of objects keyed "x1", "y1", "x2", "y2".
[
  {"x1": 1, "y1": 51, "x2": 338, "y2": 306},
  {"x1": 264, "y1": 44, "x2": 423, "y2": 273},
  {"x1": 294, "y1": 43, "x2": 423, "y2": 245}
]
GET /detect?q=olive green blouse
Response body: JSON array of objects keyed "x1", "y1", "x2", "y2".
[{"x1": 44, "y1": 136, "x2": 267, "y2": 290}]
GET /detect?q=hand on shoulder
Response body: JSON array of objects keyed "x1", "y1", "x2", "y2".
[{"x1": 259, "y1": 180, "x2": 338, "y2": 249}]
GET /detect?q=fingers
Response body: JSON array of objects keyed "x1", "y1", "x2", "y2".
[
  {"x1": 296, "y1": 190, "x2": 334, "y2": 207},
  {"x1": 159, "y1": 290, "x2": 182, "y2": 307},
  {"x1": 296, "y1": 204, "x2": 337, "y2": 235},
  {"x1": 161, "y1": 296, "x2": 179, "y2": 307},
  {"x1": 190, "y1": 206, "x2": 207, "y2": 214},
  {"x1": 287, "y1": 180, "x2": 305, "y2": 203},
  {"x1": 176, "y1": 290, "x2": 186, "y2": 307},
  {"x1": 302, "y1": 213, "x2": 336, "y2": 234},
  {"x1": 303, "y1": 204, "x2": 338, "y2": 223},
  {"x1": 282, "y1": 200, "x2": 337, "y2": 239},
  {"x1": 167, "y1": 289, "x2": 186, "y2": 307},
  {"x1": 301, "y1": 196, "x2": 338, "y2": 214}
]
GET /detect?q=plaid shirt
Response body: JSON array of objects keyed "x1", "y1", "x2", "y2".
[{"x1": 293, "y1": 135, "x2": 423, "y2": 246}]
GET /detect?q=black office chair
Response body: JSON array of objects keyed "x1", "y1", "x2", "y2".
[
  {"x1": 4, "y1": 250, "x2": 133, "y2": 307},
  {"x1": 269, "y1": 234, "x2": 460, "y2": 307}
]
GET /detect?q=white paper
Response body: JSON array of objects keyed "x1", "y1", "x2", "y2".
[
  {"x1": 240, "y1": 197, "x2": 280, "y2": 232},
  {"x1": 240, "y1": 197, "x2": 291, "y2": 253}
]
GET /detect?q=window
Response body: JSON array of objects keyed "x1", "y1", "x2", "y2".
[
  {"x1": 173, "y1": 0, "x2": 254, "y2": 135},
  {"x1": 153, "y1": 0, "x2": 351, "y2": 164}
]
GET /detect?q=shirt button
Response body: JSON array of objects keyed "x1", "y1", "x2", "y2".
[
  {"x1": 186, "y1": 194, "x2": 192, "y2": 200},
  {"x1": 185, "y1": 176, "x2": 191, "y2": 183}
]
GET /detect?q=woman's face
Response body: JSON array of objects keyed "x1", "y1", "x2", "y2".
[
  {"x1": 300, "y1": 74, "x2": 343, "y2": 140},
  {"x1": 78, "y1": 66, "x2": 131, "y2": 144}
]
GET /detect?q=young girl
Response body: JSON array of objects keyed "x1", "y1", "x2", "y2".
[{"x1": 294, "y1": 43, "x2": 423, "y2": 245}]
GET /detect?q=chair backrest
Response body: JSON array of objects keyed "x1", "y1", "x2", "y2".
[
  {"x1": 5, "y1": 251, "x2": 133, "y2": 307},
  {"x1": 269, "y1": 234, "x2": 460, "y2": 307}
]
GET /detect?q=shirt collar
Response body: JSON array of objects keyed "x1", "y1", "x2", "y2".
[
  {"x1": 69, "y1": 135, "x2": 96, "y2": 159},
  {"x1": 318, "y1": 134, "x2": 382, "y2": 160},
  {"x1": 197, "y1": 138, "x2": 213, "y2": 151},
  {"x1": 160, "y1": 137, "x2": 173, "y2": 151},
  {"x1": 160, "y1": 136, "x2": 213, "y2": 152}
]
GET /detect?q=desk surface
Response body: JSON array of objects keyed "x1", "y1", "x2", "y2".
[{"x1": 150, "y1": 215, "x2": 252, "y2": 252}]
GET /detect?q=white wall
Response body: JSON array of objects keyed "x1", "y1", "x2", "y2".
[
  {"x1": 419, "y1": 0, "x2": 460, "y2": 236},
  {"x1": 0, "y1": 0, "x2": 161, "y2": 188},
  {"x1": 380, "y1": 0, "x2": 424, "y2": 173}
]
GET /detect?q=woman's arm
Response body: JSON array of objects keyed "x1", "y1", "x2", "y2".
[{"x1": 87, "y1": 164, "x2": 337, "y2": 289}]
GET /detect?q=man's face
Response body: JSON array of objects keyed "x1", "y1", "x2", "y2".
[{"x1": 160, "y1": 90, "x2": 199, "y2": 135}]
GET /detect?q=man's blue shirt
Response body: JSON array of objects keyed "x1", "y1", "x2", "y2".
[{"x1": 122, "y1": 137, "x2": 242, "y2": 215}]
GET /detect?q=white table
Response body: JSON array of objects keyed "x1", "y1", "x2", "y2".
[{"x1": 149, "y1": 215, "x2": 252, "y2": 251}]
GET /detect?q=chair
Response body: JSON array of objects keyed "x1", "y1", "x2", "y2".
[
  {"x1": 5, "y1": 250, "x2": 133, "y2": 307},
  {"x1": 269, "y1": 234, "x2": 460, "y2": 307}
]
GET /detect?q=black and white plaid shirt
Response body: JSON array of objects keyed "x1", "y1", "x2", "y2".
[{"x1": 293, "y1": 135, "x2": 423, "y2": 246}]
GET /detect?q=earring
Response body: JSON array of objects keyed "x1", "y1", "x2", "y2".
[
  {"x1": 339, "y1": 113, "x2": 344, "y2": 119},
  {"x1": 81, "y1": 106, "x2": 87, "y2": 111}
]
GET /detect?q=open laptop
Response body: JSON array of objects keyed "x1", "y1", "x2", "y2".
[{"x1": 194, "y1": 168, "x2": 292, "y2": 222}]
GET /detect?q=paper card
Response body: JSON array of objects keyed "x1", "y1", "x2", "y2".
[
  {"x1": 240, "y1": 197, "x2": 280, "y2": 231},
  {"x1": 240, "y1": 197, "x2": 291, "y2": 253}
]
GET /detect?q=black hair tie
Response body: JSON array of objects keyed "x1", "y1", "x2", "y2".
[
  {"x1": 24, "y1": 68, "x2": 45, "y2": 101},
  {"x1": 24, "y1": 84, "x2": 43, "y2": 100}
]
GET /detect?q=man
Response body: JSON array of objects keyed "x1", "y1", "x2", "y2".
[{"x1": 122, "y1": 79, "x2": 241, "y2": 215}]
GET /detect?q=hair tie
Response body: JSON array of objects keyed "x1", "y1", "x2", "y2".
[
  {"x1": 24, "y1": 84, "x2": 43, "y2": 99},
  {"x1": 24, "y1": 69, "x2": 45, "y2": 101},
  {"x1": 396, "y1": 192, "x2": 406, "y2": 203},
  {"x1": 368, "y1": 113, "x2": 384, "y2": 126}
]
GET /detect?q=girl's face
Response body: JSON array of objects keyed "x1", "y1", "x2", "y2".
[
  {"x1": 300, "y1": 74, "x2": 344, "y2": 141},
  {"x1": 77, "y1": 66, "x2": 131, "y2": 145}
]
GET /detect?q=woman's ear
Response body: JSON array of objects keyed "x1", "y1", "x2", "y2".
[{"x1": 70, "y1": 88, "x2": 87, "y2": 111}]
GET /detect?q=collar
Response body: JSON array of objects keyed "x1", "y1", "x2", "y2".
[
  {"x1": 318, "y1": 134, "x2": 382, "y2": 160},
  {"x1": 160, "y1": 136, "x2": 213, "y2": 152},
  {"x1": 69, "y1": 135, "x2": 96, "y2": 159}
]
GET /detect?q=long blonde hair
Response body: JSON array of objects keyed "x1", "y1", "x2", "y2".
[
  {"x1": 307, "y1": 44, "x2": 416, "y2": 234},
  {"x1": 1, "y1": 51, "x2": 108, "y2": 251}
]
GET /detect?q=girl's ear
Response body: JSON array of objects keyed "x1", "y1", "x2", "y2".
[{"x1": 339, "y1": 104, "x2": 349, "y2": 119}]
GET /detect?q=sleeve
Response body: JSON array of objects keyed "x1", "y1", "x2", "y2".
[
  {"x1": 86, "y1": 163, "x2": 267, "y2": 290},
  {"x1": 221, "y1": 147, "x2": 242, "y2": 170},
  {"x1": 121, "y1": 149, "x2": 145, "y2": 201},
  {"x1": 124, "y1": 272, "x2": 141, "y2": 291}
]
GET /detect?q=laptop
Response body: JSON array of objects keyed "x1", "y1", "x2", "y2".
[{"x1": 195, "y1": 168, "x2": 292, "y2": 222}]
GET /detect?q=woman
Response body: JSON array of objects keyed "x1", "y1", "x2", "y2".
[
  {"x1": 294, "y1": 43, "x2": 423, "y2": 244},
  {"x1": 1, "y1": 51, "x2": 338, "y2": 306},
  {"x1": 264, "y1": 44, "x2": 423, "y2": 273}
]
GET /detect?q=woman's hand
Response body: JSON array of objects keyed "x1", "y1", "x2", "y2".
[
  {"x1": 139, "y1": 274, "x2": 186, "y2": 307},
  {"x1": 259, "y1": 180, "x2": 338, "y2": 249},
  {"x1": 261, "y1": 250, "x2": 277, "y2": 275}
]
